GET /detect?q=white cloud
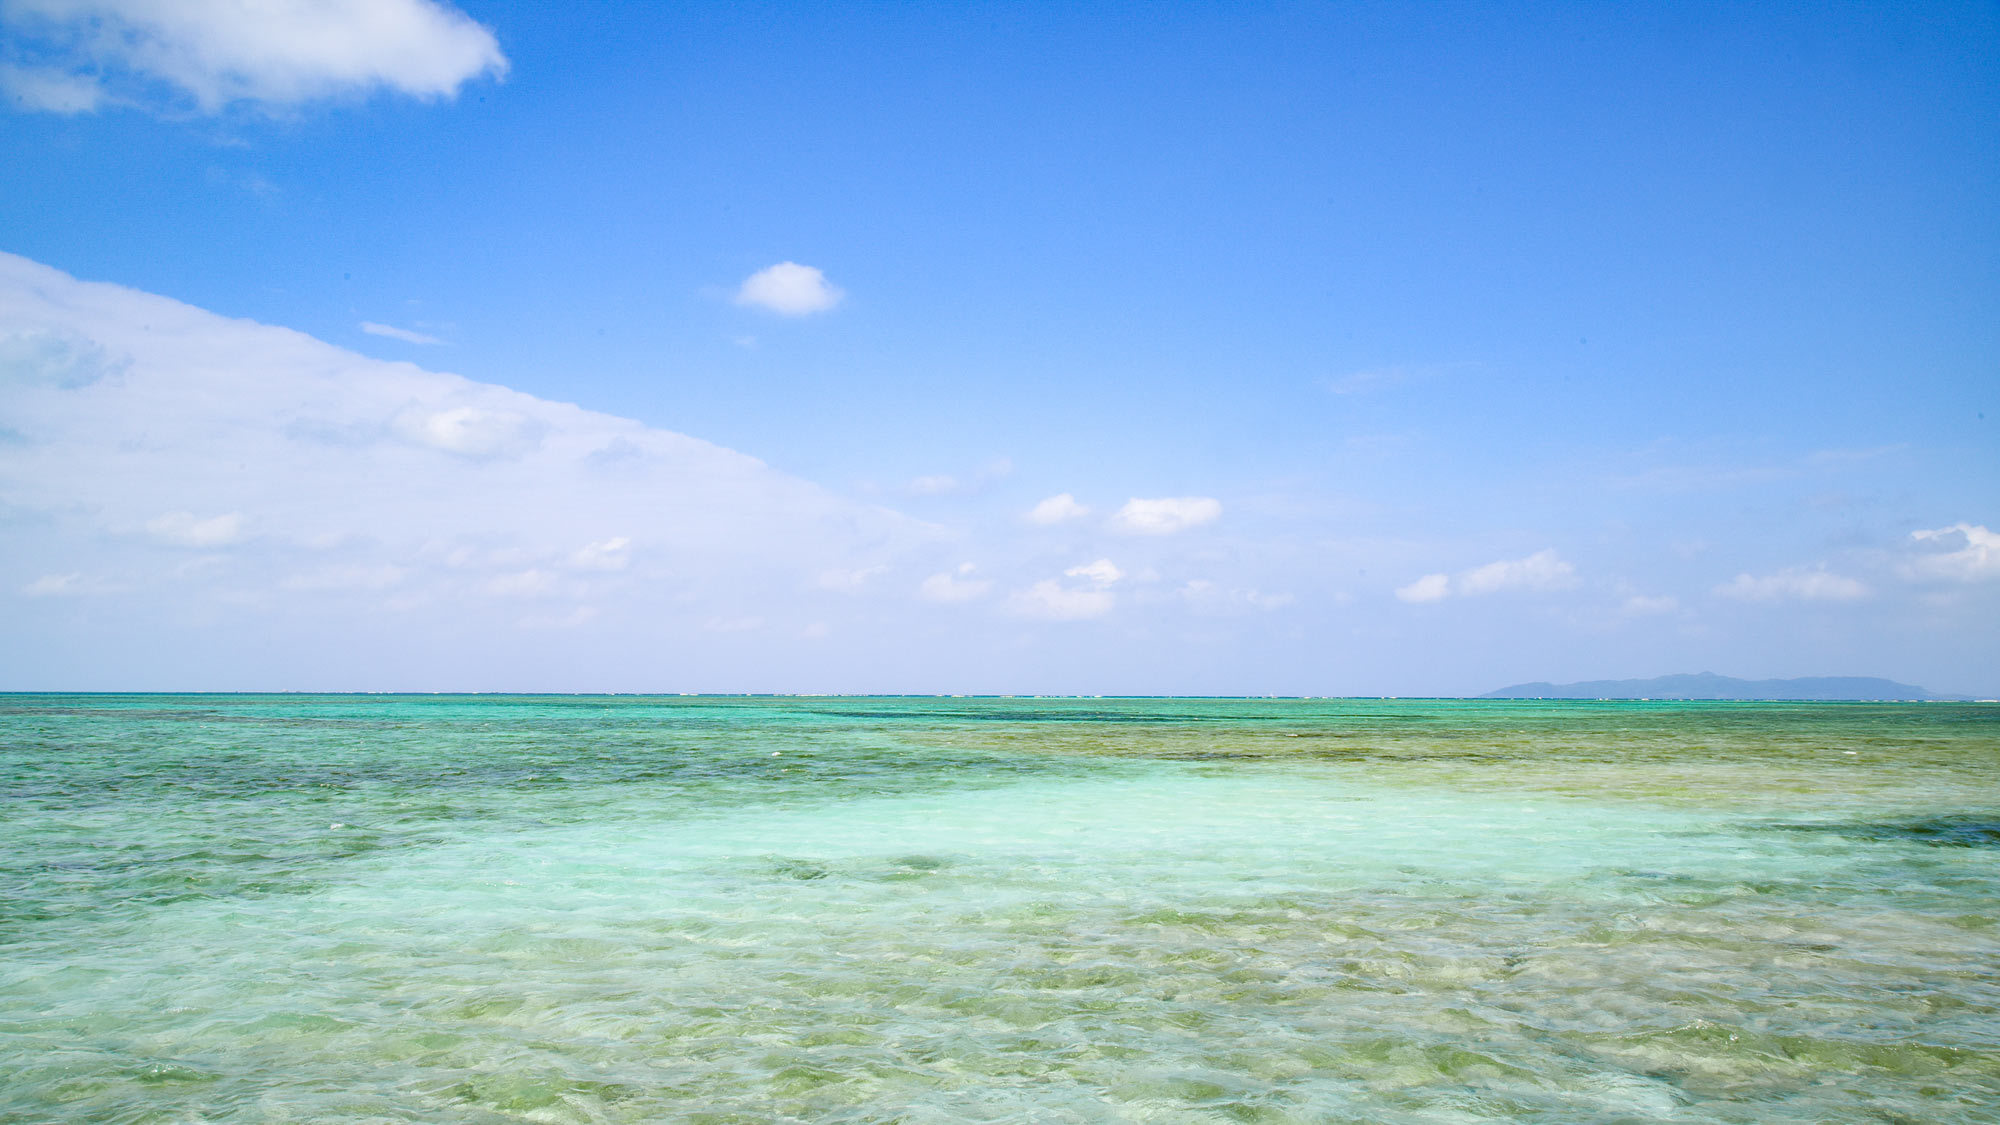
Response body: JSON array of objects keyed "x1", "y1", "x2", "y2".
[
  {"x1": 1026, "y1": 492, "x2": 1089, "y2": 525},
  {"x1": 1065, "y1": 558, "x2": 1123, "y2": 587},
  {"x1": 1716, "y1": 567, "x2": 1868, "y2": 602},
  {"x1": 908, "y1": 474, "x2": 959, "y2": 496},
  {"x1": 568, "y1": 537, "x2": 630, "y2": 571},
  {"x1": 1395, "y1": 549, "x2": 1575, "y2": 603},
  {"x1": 1906, "y1": 523, "x2": 2000, "y2": 583},
  {"x1": 361, "y1": 321, "x2": 443, "y2": 346},
  {"x1": 1007, "y1": 562, "x2": 1128, "y2": 620},
  {"x1": 0, "y1": 251, "x2": 928, "y2": 662},
  {"x1": 1111, "y1": 496, "x2": 1222, "y2": 535},
  {"x1": 0, "y1": 0, "x2": 508, "y2": 114},
  {"x1": 734, "y1": 262, "x2": 843, "y2": 316},
  {"x1": 1458, "y1": 549, "x2": 1576, "y2": 596},
  {"x1": 1395, "y1": 573, "x2": 1450, "y2": 604},
  {"x1": 919, "y1": 563, "x2": 991, "y2": 603},
  {"x1": 1009, "y1": 578, "x2": 1114, "y2": 621},
  {"x1": 146, "y1": 510, "x2": 245, "y2": 547}
]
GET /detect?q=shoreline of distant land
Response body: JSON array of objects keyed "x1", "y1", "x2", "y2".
[{"x1": 1480, "y1": 672, "x2": 1973, "y2": 701}]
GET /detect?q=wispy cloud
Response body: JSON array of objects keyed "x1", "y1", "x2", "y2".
[
  {"x1": 1458, "y1": 549, "x2": 1576, "y2": 596},
  {"x1": 0, "y1": 0, "x2": 507, "y2": 115},
  {"x1": 1396, "y1": 549, "x2": 1575, "y2": 603},
  {"x1": 703, "y1": 615, "x2": 765, "y2": 633},
  {"x1": 1025, "y1": 492, "x2": 1090, "y2": 525},
  {"x1": 1608, "y1": 463, "x2": 1795, "y2": 493},
  {"x1": 817, "y1": 565, "x2": 886, "y2": 592},
  {"x1": 1716, "y1": 567, "x2": 1868, "y2": 602},
  {"x1": 520, "y1": 605, "x2": 599, "y2": 630},
  {"x1": 1110, "y1": 496, "x2": 1221, "y2": 535},
  {"x1": 0, "y1": 62, "x2": 103, "y2": 113},
  {"x1": 1323, "y1": 361, "x2": 1468, "y2": 396},
  {"x1": 1619, "y1": 594, "x2": 1679, "y2": 616},
  {"x1": 361, "y1": 321, "x2": 444, "y2": 346},
  {"x1": 1005, "y1": 560, "x2": 1125, "y2": 620},
  {"x1": 1324, "y1": 367, "x2": 1409, "y2": 396},
  {"x1": 279, "y1": 564, "x2": 407, "y2": 592},
  {"x1": 918, "y1": 563, "x2": 990, "y2": 603},
  {"x1": 21, "y1": 572, "x2": 123, "y2": 596},
  {"x1": 1009, "y1": 579, "x2": 1114, "y2": 621},
  {"x1": 486, "y1": 568, "x2": 557, "y2": 597},
  {"x1": 146, "y1": 510, "x2": 246, "y2": 548},
  {"x1": 1394, "y1": 573, "x2": 1451, "y2": 604},
  {"x1": 905, "y1": 457, "x2": 1011, "y2": 498},
  {"x1": 735, "y1": 262, "x2": 843, "y2": 316},
  {"x1": 568, "y1": 537, "x2": 631, "y2": 571},
  {"x1": 1802, "y1": 444, "x2": 1906, "y2": 468},
  {"x1": 1610, "y1": 444, "x2": 1905, "y2": 494},
  {"x1": 1179, "y1": 579, "x2": 1293, "y2": 614},
  {"x1": 1065, "y1": 558, "x2": 1123, "y2": 586}
]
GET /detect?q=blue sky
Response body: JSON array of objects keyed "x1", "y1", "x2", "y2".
[{"x1": 1, "y1": 0, "x2": 1995, "y2": 694}]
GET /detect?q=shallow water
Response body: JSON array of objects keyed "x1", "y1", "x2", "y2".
[{"x1": 3, "y1": 695, "x2": 1997, "y2": 1123}]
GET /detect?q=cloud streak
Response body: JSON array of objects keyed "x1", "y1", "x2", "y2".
[
  {"x1": 21, "y1": 572, "x2": 123, "y2": 596},
  {"x1": 361, "y1": 321, "x2": 443, "y2": 345},
  {"x1": 1716, "y1": 567, "x2": 1868, "y2": 602}
]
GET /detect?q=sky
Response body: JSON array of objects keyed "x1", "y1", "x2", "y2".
[{"x1": 0, "y1": 0, "x2": 1995, "y2": 695}]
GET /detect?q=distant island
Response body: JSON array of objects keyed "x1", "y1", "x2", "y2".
[{"x1": 1481, "y1": 672, "x2": 1963, "y2": 701}]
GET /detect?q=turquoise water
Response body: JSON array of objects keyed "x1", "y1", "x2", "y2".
[{"x1": 3, "y1": 696, "x2": 1997, "y2": 1123}]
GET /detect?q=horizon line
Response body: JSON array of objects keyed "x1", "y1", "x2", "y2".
[{"x1": 0, "y1": 691, "x2": 1985, "y2": 703}]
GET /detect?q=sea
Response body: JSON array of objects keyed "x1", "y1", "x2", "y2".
[{"x1": 3, "y1": 694, "x2": 1996, "y2": 1123}]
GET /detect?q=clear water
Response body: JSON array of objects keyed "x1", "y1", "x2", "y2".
[{"x1": 3, "y1": 695, "x2": 1997, "y2": 1123}]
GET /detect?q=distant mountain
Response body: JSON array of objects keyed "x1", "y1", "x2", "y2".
[{"x1": 1481, "y1": 672, "x2": 1962, "y2": 701}]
